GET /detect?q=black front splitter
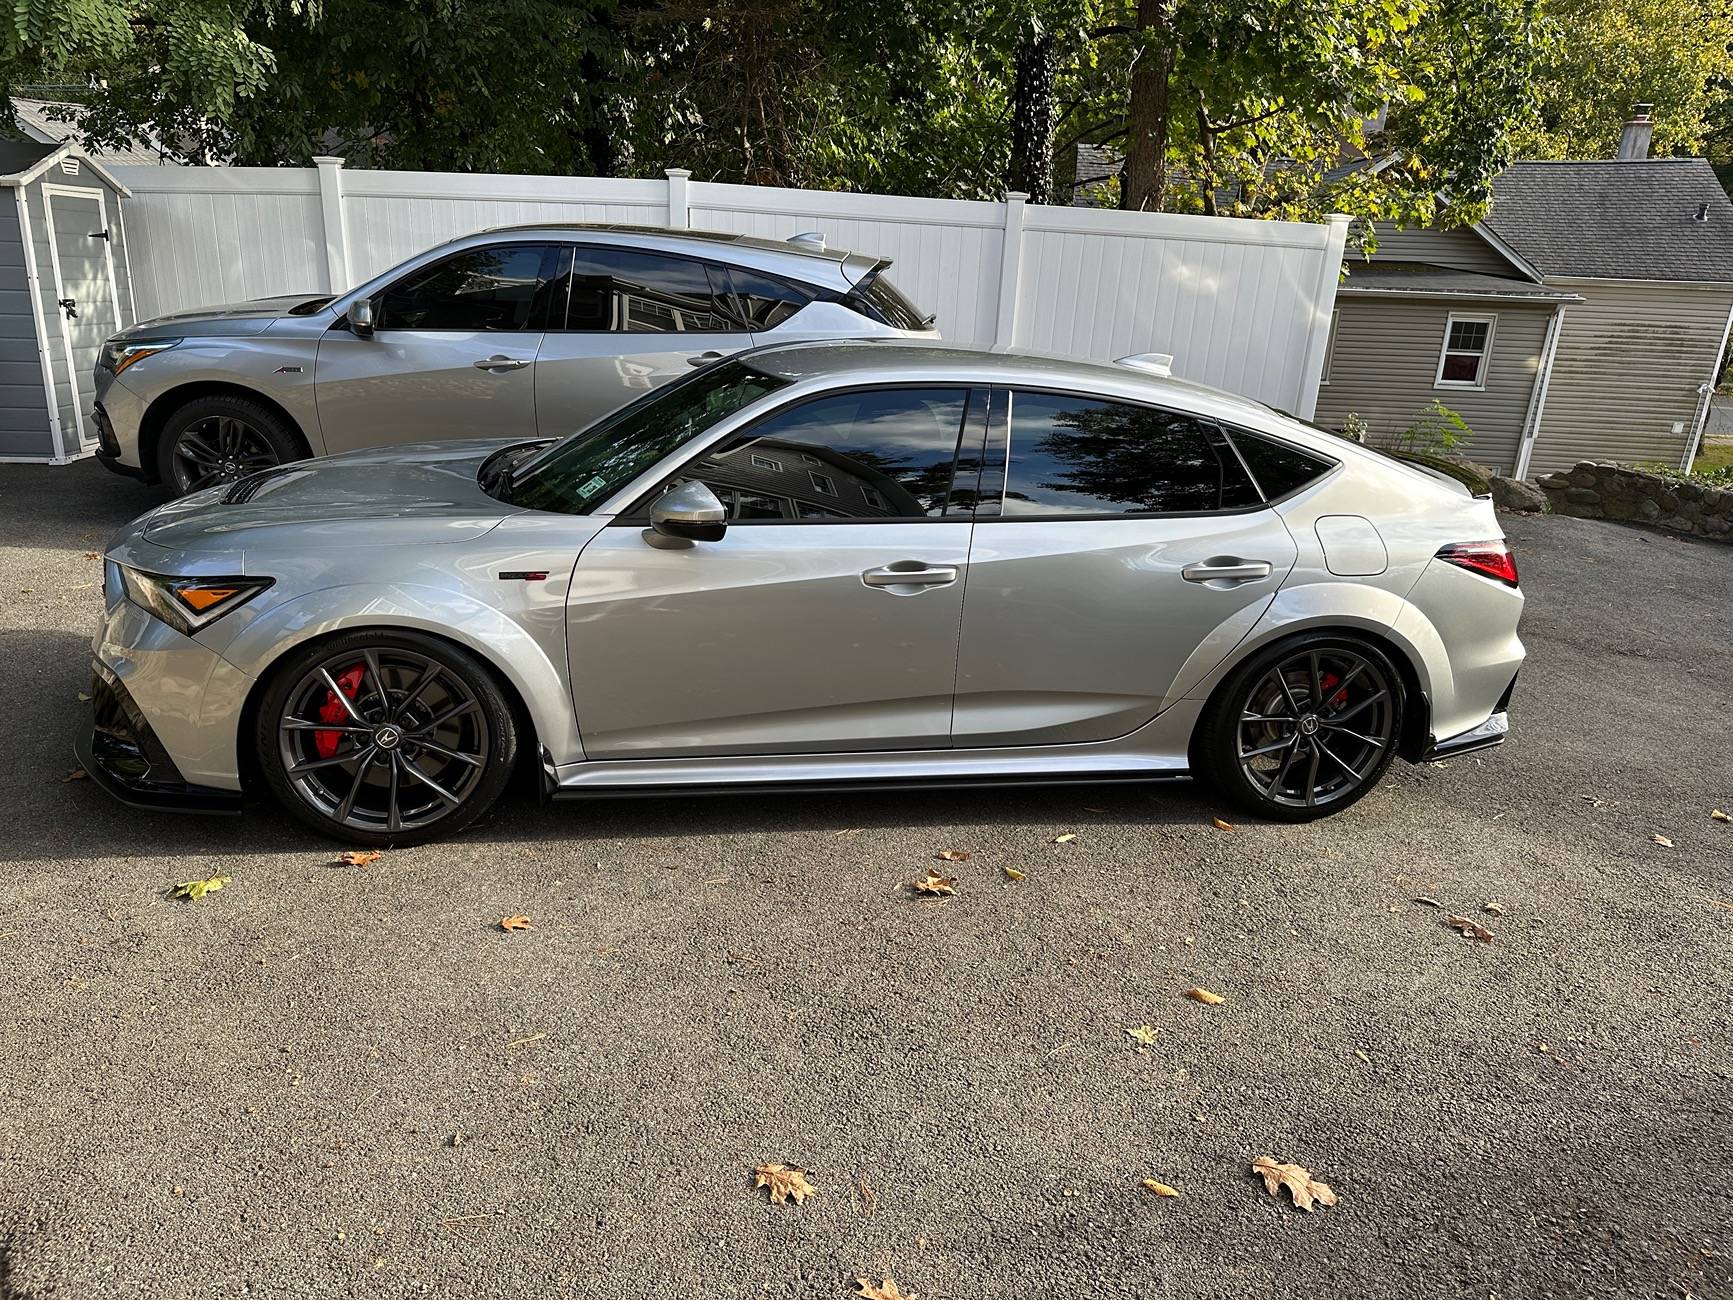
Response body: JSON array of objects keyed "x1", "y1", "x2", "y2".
[{"x1": 74, "y1": 726, "x2": 243, "y2": 816}]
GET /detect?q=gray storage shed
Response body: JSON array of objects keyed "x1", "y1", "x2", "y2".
[{"x1": 0, "y1": 139, "x2": 135, "y2": 463}]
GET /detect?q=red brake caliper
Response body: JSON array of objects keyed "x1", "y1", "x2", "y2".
[
  {"x1": 313, "y1": 664, "x2": 366, "y2": 758},
  {"x1": 1320, "y1": 671, "x2": 1346, "y2": 712}
]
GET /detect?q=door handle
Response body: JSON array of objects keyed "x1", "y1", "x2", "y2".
[
  {"x1": 687, "y1": 350, "x2": 726, "y2": 367},
  {"x1": 1181, "y1": 559, "x2": 1273, "y2": 584},
  {"x1": 862, "y1": 562, "x2": 959, "y2": 592},
  {"x1": 57, "y1": 297, "x2": 77, "y2": 320},
  {"x1": 473, "y1": 355, "x2": 529, "y2": 371}
]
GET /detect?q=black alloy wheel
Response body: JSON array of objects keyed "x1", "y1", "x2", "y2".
[
  {"x1": 257, "y1": 632, "x2": 518, "y2": 846},
  {"x1": 1197, "y1": 635, "x2": 1403, "y2": 821},
  {"x1": 157, "y1": 394, "x2": 304, "y2": 495}
]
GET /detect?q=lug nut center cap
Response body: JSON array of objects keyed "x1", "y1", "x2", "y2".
[
  {"x1": 374, "y1": 725, "x2": 403, "y2": 750},
  {"x1": 1298, "y1": 714, "x2": 1320, "y2": 736}
]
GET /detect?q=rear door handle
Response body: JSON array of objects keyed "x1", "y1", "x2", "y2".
[
  {"x1": 473, "y1": 355, "x2": 530, "y2": 371},
  {"x1": 862, "y1": 562, "x2": 959, "y2": 592},
  {"x1": 687, "y1": 350, "x2": 726, "y2": 367},
  {"x1": 1181, "y1": 559, "x2": 1273, "y2": 584}
]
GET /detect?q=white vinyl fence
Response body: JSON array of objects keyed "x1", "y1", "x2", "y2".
[{"x1": 109, "y1": 160, "x2": 1349, "y2": 417}]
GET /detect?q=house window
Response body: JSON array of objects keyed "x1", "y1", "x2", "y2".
[
  {"x1": 1435, "y1": 314, "x2": 1496, "y2": 389},
  {"x1": 750, "y1": 453, "x2": 783, "y2": 473},
  {"x1": 808, "y1": 470, "x2": 838, "y2": 496},
  {"x1": 1321, "y1": 309, "x2": 1339, "y2": 385}
]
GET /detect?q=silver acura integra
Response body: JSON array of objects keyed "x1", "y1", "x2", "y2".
[
  {"x1": 80, "y1": 342, "x2": 1524, "y2": 846},
  {"x1": 87, "y1": 225, "x2": 935, "y2": 493}
]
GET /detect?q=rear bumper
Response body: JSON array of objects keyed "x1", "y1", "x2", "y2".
[
  {"x1": 1422, "y1": 710, "x2": 1509, "y2": 761},
  {"x1": 78, "y1": 661, "x2": 241, "y2": 814}
]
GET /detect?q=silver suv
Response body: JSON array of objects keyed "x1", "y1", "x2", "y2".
[{"x1": 88, "y1": 225, "x2": 938, "y2": 493}]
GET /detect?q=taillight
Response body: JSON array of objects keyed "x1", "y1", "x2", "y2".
[{"x1": 1437, "y1": 540, "x2": 1519, "y2": 587}]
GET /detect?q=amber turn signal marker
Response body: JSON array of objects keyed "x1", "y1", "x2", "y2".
[{"x1": 176, "y1": 586, "x2": 242, "y2": 612}]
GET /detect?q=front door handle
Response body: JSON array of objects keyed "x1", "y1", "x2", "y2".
[
  {"x1": 687, "y1": 350, "x2": 726, "y2": 367},
  {"x1": 1181, "y1": 558, "x2": 1273, "y2": 584},
  {"x1": 862, "y1": 561, "x2": 959, "y2": 593},
  {"x1": 473, "y1": 355, "x2": 529, "y2": 372}
]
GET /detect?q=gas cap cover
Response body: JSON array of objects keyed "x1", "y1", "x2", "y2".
[{"x1": 1314, "y1": 515, "x2": 1389, "y2": 577}]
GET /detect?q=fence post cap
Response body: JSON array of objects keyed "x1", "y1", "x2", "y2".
[
  {"x1": 311, "y1": 155, "x2": 346, "y2": 167},
  {"x1": 1004, "y1": 190, "x2": 1029, "y2": 202},
  {"x1": 665, "y1": 168, "x2": 693, "y2": 178}
]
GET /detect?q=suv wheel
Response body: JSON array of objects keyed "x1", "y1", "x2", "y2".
[
  {"x1": 256, "y1": 631, "x2": 519, "y2": 846},
  {"x1": 1195, "y1": 634, "x2": 1404, "y2": 821},
  {"x1": 157, "y1": 394, "x2": 304, "y2": 495}
]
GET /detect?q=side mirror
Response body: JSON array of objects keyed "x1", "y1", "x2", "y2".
[
  {"x1": 348, "y1": 298, "x2": 375, "y2": 337},
  {"x1": 650, "y1": 481, "x2": 727, "y2": 543}
]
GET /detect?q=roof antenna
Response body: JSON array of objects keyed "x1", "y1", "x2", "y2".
[
  {"x1": 1695, "y1": 202, "x2": 1711, "y2": 222},
  {"x1": 787, "y1": 231, "x2": 826, "y2": 251}
]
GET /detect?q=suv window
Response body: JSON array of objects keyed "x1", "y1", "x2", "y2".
[
  {"x1": 676, "y1": 387, "x2": 973, "y2": 522},
  {"x1": 377, "y1": 244, "x2": 562, "y2": 331},
  {"x1": 1225, "y1": 428, "x2": 1335, "y2": 499},
  {"x1": 556, "y1": 247, "x2": 740, "y2": 333},
  {"x1": 848, "y1": 270, "x2": 931, "y2": 331},
  {"x1": 712, "y1": 267, "x2": 813, "y2": 330},
  {"x1": 1000, "y1": 390, "x2": 1261, "y2": 516}
]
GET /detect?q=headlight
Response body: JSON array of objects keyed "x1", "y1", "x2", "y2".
[
  {"x1": 118, "y1": 566, "x2": 272, "y2": 636},
  {"x1": 98, "y1": 337, "x2": 181, "y2": 376}
]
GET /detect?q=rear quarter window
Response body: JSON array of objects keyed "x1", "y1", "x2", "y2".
[{"x1": 1225, "y1": 429, "x2": 1336, "y2": 500}]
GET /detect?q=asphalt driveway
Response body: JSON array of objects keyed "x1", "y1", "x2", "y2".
[{"x1": 1, "y1": 461, "x2": 1729, "y2": 1300}]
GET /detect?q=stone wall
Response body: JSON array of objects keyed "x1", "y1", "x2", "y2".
[{"x1": 1534, "y1": 462, "x2": 1733, "y2": 540}]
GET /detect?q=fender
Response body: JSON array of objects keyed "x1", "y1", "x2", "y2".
[{"x1": 217, "y1": 583, "x2": 584, "y2": 768}]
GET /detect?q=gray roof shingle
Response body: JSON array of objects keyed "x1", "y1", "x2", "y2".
[
  {"x1": 1482, "y1": 158, "x2": 1733, "y2": 284},
  {"x1": 1338, "y1": 261, "x2": 1583, "y2": 302}
]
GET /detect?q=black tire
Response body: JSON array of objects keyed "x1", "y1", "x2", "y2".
[
  {"x1": 1194, "y1": 633, "x2": 1405, "y2": 822},
  {"x1": 155, "y1": 393, "x2": 305, "y2": 495},
  {"x1": 255, "y1": 630, "x2": 519, "y2": 846}
]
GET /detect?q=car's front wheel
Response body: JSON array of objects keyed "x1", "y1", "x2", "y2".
[
  {"x1": 157, "y1": 394, "x2": 304, "y2": 495},
  {"x1": 255, "y1": 631, "x2": 519, "y2": 846},
  {"x1": 1194, "y1": 634, "x2": 1404, "y2": 821}
]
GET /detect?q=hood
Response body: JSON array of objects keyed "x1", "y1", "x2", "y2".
[
  {"x1": 135, "y1": 439, "x2": 532, "y2": 557},
  {"x1": 119, "y1": 293, "x2": 334, "y2": 340}
]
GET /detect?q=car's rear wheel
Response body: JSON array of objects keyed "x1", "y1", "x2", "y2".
[
  {"x1": 1195, "y1": 634, "x2": 1404, "y2": 822},
  {"x1": 157, "y1": 394, "x2": 304, "y2": 495},
  {"x1": 255, "y1": 631, "x2": 518, "y2": 846}
]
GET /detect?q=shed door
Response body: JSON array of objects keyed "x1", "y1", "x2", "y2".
[{"x1": 44, "y1": 186, "x2": 122, "y2": 448}]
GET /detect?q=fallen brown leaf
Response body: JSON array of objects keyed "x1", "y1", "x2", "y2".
[
  {"x1": 1445, "y1": 914, "x2": 1494, "y2": 944},
  {"x1": 857, "y1": 1176, "x2": 878, "y2": 1215},
  {"x1": 1003, "y1": 866, "x2": 1025, "y2": 881},
  {"x1": 337, "y1": 850, "x2": 382, "y2": 867},
  {"x1": 1185, "y1": 986, "x2": 1225, "y2": 1005},
  {"x1": 1053, "y1": 833, "x2": 1076, "y2": 844},
  {"x1": 754, "y1": 1163, "x2": 816, "y2": 1206},
  {"x1": 855, "y1": 1275, "x2": 916, "y2": 1300},
  {"x1": 1651, "y1": 833, "x2": 1673, "y2": 847},
  {"x1": 1252, "y1": 1156, "x2": 1338, "y2": 1211},
  {"x1": 911, "y1": 873, "x2": 956, "y2": 896},
  {"x1": 935, "y1": 849, "x2": 971, "y2": 863},
  {"x1": 1211, "y1": 816, "x2": 1233, "y2": 831},
  {"x1": 1124, "y1": 1024, "x2": 1158, "y2": 1047},
  {"x1": 171, "y1": 874, "x2": 231, "y2": 901},
  {"x1": 1412, "y1": 896, "x2": 1442, "y2": 908},
  {"x1": 499, "y1": 915, "x2": 534, "y2": 932},
  {"x1": 1482, "y1": 901, "x2": 1504, "y2": 916},
  {"x1": 83, "y1": 551, "x2": 99, "y2": 561},
  {"x1": 1140, "y1": 1178, "x2": 1181, "y2": 1198},
  {"x1": 1705, "y1": 896, "x2": 1733, "y2": 913},
  {"x1": 1712, "y1": 809, "x2": 1730, "y2": 823},
  {"x1": 63, "y1": 767, "x2": 88, "y2": 783}
]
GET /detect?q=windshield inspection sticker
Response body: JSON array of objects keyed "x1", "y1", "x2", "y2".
[{"x1": 576, "y1": 474, "x2": 609, "y2": 500}]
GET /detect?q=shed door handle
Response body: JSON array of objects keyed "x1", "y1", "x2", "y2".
[
  {"x1": 1181, "y1": 559, "x2": 1272, "y2": 584},
  {"x1": 57, "y1": 297, "x2": 77, "y2": 319}
]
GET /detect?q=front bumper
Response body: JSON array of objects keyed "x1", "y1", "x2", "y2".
[
  {"x1": 78, "y1": 661, "x2": 241, "y2": 813},
  {"x1": 90, "y1": 371, "x2": 150, "y2": 477}
]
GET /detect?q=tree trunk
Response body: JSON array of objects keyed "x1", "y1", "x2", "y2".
[
  {"x1": 1119, "y1": 0, "x2": 1175, "y2": 211},
  {"x1": 1195, "y1": 97, "x2": 1217, "y2": 216},
  {"x1": 1008, "y1": 32, "x2": 1058, "y2": 203}
]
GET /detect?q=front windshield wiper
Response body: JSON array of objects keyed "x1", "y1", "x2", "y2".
[{"x1": 479, "y1": 442, "x2": 549, "y2": 500}]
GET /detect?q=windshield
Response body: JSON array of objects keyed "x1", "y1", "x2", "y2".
[{"x1": 506, "y1": 359, "x2": 790, "y2": 513}]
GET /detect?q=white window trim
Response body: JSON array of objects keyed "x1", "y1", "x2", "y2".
[
  {"x1": 1320, "y1": 308, "x2": 1340, "y2": 385},
  {"x1": 1434, "y1": 312, "x2": 1497, "y2": 391}
]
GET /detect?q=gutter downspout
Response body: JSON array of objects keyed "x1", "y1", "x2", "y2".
[
  {"x1": 1679, "y1": 298, "x2": 1733, "y2": 471},
  {"x1": 1513, "y1": 303, "x2": 1566, "y2": 479}
]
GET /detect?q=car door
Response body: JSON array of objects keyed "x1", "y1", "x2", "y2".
[
  {"x1": 565, "y1": 385, "x2": 987, "y2": 758},
  {"x1": 952, "y1": 388, "x2": 1302, "y2": 747},
  {"x1": 313, "y1": 242, "x2": 563, "y2": 451},
  {"x1": 532, "y1": 247, "x2": 763, "y2": 436}
]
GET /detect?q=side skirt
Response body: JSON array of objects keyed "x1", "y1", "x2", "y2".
[{"x1": 552, "y1": 769, "x2": 1194, "y2": 801}]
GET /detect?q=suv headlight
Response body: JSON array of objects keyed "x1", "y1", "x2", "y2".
[
  {"x1": 99, "y1": 337, "x2": 181, "y2": 375},
  {"x1": 119, "y1": 566, "x2": 272, "y2": 635}
]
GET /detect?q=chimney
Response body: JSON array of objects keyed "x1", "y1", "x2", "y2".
[{"x1": 1617, "y1": 104, "x2": 1654, "y2": 160}]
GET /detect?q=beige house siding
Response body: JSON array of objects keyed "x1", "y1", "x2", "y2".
[
  {"x1": 1359, "y1": 224, "x2": 1519, "y2": 277},
  {"x1": 1314, "y1": 296, "x2": 1554, "y2": 474},
  {"x1": 1527, "y1": 278, "x2": 1733, "y2": 475}
]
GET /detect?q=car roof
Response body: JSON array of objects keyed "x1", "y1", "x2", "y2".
[
  {"x1": 470, "y1": 223, "x2": 878, "y2": 287},
  {"x1": 737, "y1": 339, "x2": 1289, "y2": 431}
]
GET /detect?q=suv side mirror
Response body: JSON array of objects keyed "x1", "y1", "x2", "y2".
[
  {"x1": 348, "y1": 298, "x2": 375, "y2": 337},
  {"x1": 650, "y1": 481, "x2": 727, "y2": 543}
]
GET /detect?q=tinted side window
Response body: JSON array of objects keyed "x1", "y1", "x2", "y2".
[
  {"x1": 1226, "y1": 429, "x2": 1335, "y2": 499},
  {"x1": 1001, "y1": 391, "x2": 1261, "y2": 516},
  {"x1": 848, "y1": 271, "x2": 930, "y2": 331},
  {"x1": 557, "y1": 248, "x2": 739, "y2": 333},
  {"x1": 713, "y1": 267, "x2": 813, "y2": 330},
  {"x1": 378, "y1": 244, "x2": 560, "y2": 331},
  {"x1": 682, "y1": 388, "x2": 971, "y2": 521}
]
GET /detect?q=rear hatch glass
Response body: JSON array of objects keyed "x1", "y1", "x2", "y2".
[{"x1": 850, "y1": 270, "x2": 935, "y2": 332}]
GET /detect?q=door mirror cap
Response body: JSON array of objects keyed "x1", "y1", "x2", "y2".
[
  {"x1": 348, "y1": 298, "x2": 375, "y2": 337},
  {"x1": 651, "y1": 480, "x2": 727, "y2": 542}
]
